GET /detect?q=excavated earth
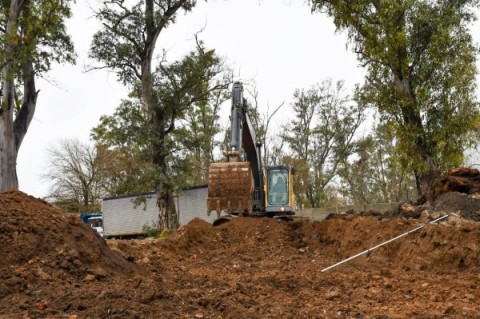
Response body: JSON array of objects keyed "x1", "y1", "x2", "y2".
[{"x1": 1, "y1": 190, "x2": 480, "y2": 318}]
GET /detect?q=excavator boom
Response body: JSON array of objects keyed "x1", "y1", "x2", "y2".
[{"x1": 207, "y1": 82, "x2": 295, "y2": 223}]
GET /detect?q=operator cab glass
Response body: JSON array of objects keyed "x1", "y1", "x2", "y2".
[{"x1": 267, "y1": 167, "x2": 289, "y2": 205}]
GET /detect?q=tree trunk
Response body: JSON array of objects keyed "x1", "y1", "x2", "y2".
[
  {"x1": 1, "y1": 0, "x2": 22, "y2": 192},
  {"x1": 154, "y1": 150, "x2": 178, "y2": 231},
  {"x1": 0, "y1": 90, "x2": 18, "y2": 192},
  {"x1": 394, "y1": 74, "x2": 436, "y2": 200},
  {"x1": 0, "y1": 1, "x2": 36, "y2": 193},
  {"x1": 1, "y1": 60, "x2": 38, "y2": 193},
  {"x1": 141, "y1": 63, "x2": 178, "y2": 231},
  {"x1": 139, "y1": 0, "x2": 189, "y2": 231}
]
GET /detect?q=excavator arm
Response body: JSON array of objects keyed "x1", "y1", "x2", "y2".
[
  {"x1": 207, "y1": 82, "x2": 264, "y2": 217},
  {"x1": 207, "y1": 82, "x2": 295, "y2": 223}
]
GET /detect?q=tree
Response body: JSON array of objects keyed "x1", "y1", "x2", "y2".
[
  {"x1": 338, "y1": 123, "x2": 416, "y2": 205},
  {"x1": 89, "y1": 0, "x2": 236, "y2": 231},
  {"x1": 42, "y1": 139, "x2": 107, "y2": 213},
  {"x1": 91, "y1": 92, "x2": 156, "y2": 196},
  {"x1": 92, "y1": 51, "x2": 230, "y2": 195},
  {"x1": 244, "y1": 83, "x2": 285, "y2": 168},
  {"x1": 176, "y1": 90, "x2": 228, "y2": 185},
  {"x1": 91, "y1": 26, "x2": 230, "y2": 229},
  {"x1": 283, "y1": 79, "x2": 364, "y2": 208},
  {"x1": 0, "y1": 0, "x2": 75, "y2": 192},
  {"x1": 310, "y1": 0, "x2": 479, "y2": 199}
]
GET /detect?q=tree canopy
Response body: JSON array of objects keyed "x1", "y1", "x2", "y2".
[
  {"x1": 91, "y1": 41, "x2": 231, "y2": 214},
  {"x1": 310, "y1": 0, "x2": 480, "y2": 199},
  {"x1": 283, "y1": 79, "x2": 364, "y2": 208},
  {"x1": 89, "y1": 0, "x2": 207, "y2": 231}
]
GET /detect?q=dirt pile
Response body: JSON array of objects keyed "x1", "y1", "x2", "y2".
[
  {"x1": 436, "y1": 167, "x2": 480, "y2": 195},
  {"x1": 0, "y1": 191, "x2": 138, "y2": 296},
  {"x1": 391, "y1": 191, "x2": 480, "y2": 221},
  {"x1": 297, "y1": 215, "x2": 480, "y2": 272},
  {"x1": 1, "y1": 191, "x2": 480, "y2": 318}
]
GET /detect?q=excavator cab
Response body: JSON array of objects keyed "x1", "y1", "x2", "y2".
[{"x1": 265, "y1": 165, "x2": 295, "y2": 216}]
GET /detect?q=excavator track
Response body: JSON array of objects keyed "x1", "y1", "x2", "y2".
[{"x1": 207, "y1": 162, "x2": 254, "y2": 219}]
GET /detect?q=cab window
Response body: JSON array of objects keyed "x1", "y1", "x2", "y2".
[{"x1": 268, "y1": 169, "x2": 288, "y2": 205}]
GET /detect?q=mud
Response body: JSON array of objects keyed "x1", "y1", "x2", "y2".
[{"x1": 1, "y1": 191, "x2": 480, "y2": 318}]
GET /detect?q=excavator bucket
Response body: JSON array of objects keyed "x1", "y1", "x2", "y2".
[{"x1": 207, "y1": 162, "x2": 254, "y2": 219}]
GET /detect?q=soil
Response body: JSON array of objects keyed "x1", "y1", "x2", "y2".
[{"x1": 1, "y1": 191, "x2": 480, "y2": 318}]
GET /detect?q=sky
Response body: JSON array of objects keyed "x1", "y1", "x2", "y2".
[{"x1": 16, "y1": 0, "x2": 479, "y2": 198}]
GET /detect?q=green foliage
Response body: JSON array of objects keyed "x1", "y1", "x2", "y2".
[
  {"x1": 157, "y1": 230, "x2": 172, "y2": 239},
  {"x1": 310, "y1": 0, "x2": 480, "y2": 196},
  {"x1": 142, "y1": 221, "x2": 161, "y2": 238},
  {"x1": 92, "y1": 88, "x2": 156, "y2": 195},
  {"x1": 91, "y1": 43, "x2": 231, "y2": 196},
  {"x1": 142, "y1": 222, "x2": 172, "y2": 239},
  {"x1": 0, "y1": 0, "x2": 75, "y2": 80},
  {"x1": 338, "y1": 123, "x2": 417, "y2": 204},
  {"x1": 283, "y1": 79, "x2": 364, "y2": 208}
]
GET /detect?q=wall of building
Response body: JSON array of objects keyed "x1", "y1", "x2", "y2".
[
  {"x1": 102, "y1": 186, "x2": 212, "y2": 235},
  {"x1": 102, "y1": 194, "x2": 158, "y2": 237},
  {"x1": 177, "y1": 186, "x2": 215, "y2": 225}
]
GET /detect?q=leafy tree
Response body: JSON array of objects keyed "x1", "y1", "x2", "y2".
[
  {"x1": 42, "y1": 139, "x2": 107, "y2": 213},
  {"x1": 310, "y1": 0, "x2": 479, "y2": 199},
  {"x1": 91, "y1": 92, "x2": 156, "y2": 196},
  {"x1": 175, "y1": 84, "x2": 229, "y2": 185},
  {"x1": 283, "y1": 79, "x2": 364, "y2": 208},
  {"x1": 92, "y1": 59, "x2": 229, "y2": 195},
  {"x1": 89, "y1": 0, "x2": 234, "y2": 231},
  {"x1": 0, "y1": 0, "x2": 75, "y2": 192},
  {"x1": 91, "y1": 39, "x2": 231, "y2": 228},
  {"x1": 339, "y1": 123, "x2": 416, "y2": 205}
]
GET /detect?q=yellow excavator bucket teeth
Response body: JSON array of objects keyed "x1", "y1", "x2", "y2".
[{"x1": 207, "y1": 162, "x2": 254, "y2": 215}]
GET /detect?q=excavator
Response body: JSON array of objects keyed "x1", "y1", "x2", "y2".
[{"x1": 207, "y1": 82, "x2": 296, "y2": 225}]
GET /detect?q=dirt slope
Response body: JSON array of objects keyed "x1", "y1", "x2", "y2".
[
  {"x1": 1, "y1": 191, "x2": 480, "y2": 318},
  {"x1": 0, "y1": 191, "x2": 139, "y2": 296}
]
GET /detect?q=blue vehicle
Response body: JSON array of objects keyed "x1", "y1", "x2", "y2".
[{"x1": 80, "y1": 212, "x2": 104, "y2": 237}]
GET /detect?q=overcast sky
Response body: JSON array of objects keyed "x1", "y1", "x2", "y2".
[{"x1": 16, "y1": 0, "x2": 479, "y2": 198}]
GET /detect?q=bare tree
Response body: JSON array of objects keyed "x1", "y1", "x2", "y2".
[
  {"x1": 42, "y1": 139, "x2": 107, "y2": 213},
  {"x1": 245, "y1": 83, "x2": 285, "y2": 167}
]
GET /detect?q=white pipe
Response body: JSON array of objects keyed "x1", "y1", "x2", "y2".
[{"x1": 321, "y1": 214, "x2": 449, "y2": 272}]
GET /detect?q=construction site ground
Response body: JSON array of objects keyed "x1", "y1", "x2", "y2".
[{"x1": 1, "y1": 190, "x2": 480, "y2": 318}]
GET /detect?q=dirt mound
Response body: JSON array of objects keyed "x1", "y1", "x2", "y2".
[
  {"x1": 155, "y1": 214, "x2": 480, "y2": 273},
  {"x1": 2, "y1": 195, "x2": 480, "y2": 318},
  {"x1": 104, "y1": 215, "x2": 480, "y2": 318},
  {"x1": 389, "y1": 191, "x2": 480, "y2": 221},
  {"x1": 436, "y1": 167, "x2": 480, "y2": 195},
  {"x1": 297, "y1": 215, "x2": 480, "y2": 272},
  {"x1": 0, "y1": 191, "x2": 138, "y2": 296},
  {"x1": 432, "y1": 192, "x2": 480, "y2": 221}
]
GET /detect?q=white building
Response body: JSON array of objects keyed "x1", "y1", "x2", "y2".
[{"x1": 101, "y1": 185, "x2": 213, "y2": 237}]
